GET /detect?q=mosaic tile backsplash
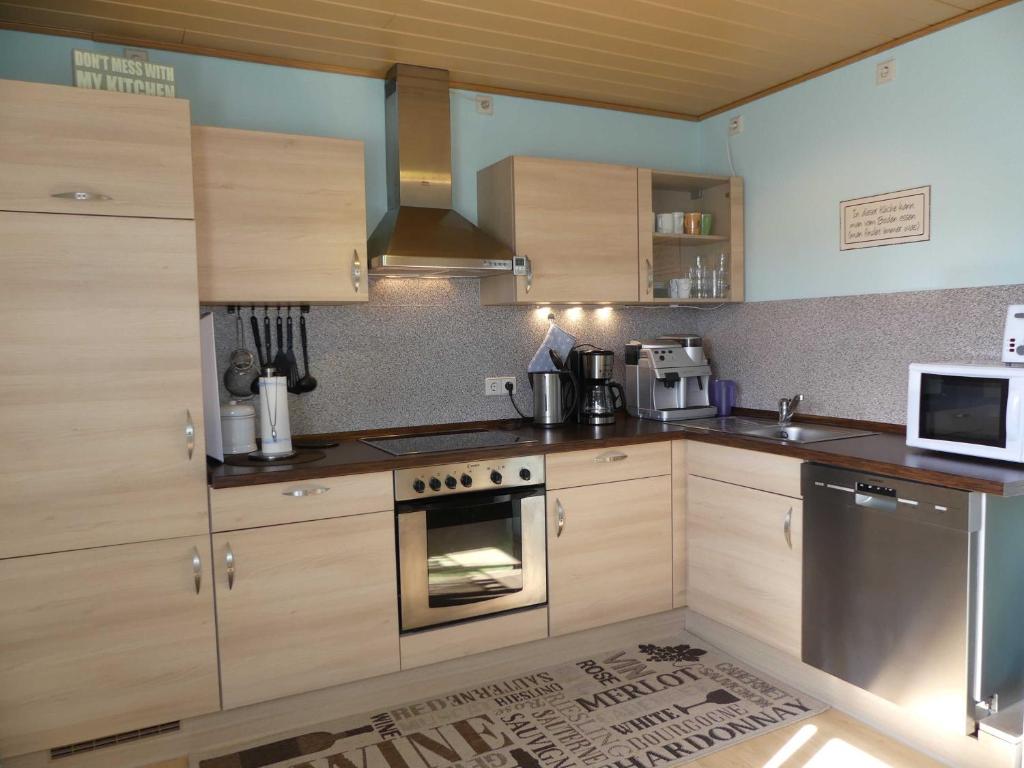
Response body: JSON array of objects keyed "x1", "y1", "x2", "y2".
[{"x1": 209, "y1": 280, "x2": 1023, "y2": 434}]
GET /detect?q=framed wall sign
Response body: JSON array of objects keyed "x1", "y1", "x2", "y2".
[
  {"x1": 72, "y1": 49, "x2": 176, "y2": 98},
  {"x1": 840, "y1": 185, "x2": 930, "y2": 251}
]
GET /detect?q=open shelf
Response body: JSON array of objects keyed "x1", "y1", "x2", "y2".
[{"x1": 653, "y1": 233, "x2": 729, "y2": 245}]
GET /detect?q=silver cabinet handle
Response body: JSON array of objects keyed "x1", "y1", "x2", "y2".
[
  {"x1": 192, "y1": 547, "x2": 202, "y2": 594},
  {"x1": 51, "y1": 190, "x2": 112, "y2": 202},
  {"x1": 351, "y1": 249, "x2": 361, "y2": 293},
  {"x1": 185, "y1": 409, "x2": 195, "y2": 460},
  {"x1": 282, "y1": 486, "x2": 330, "y2": 497},
  {"x1": 555, "y1": 498, "x2": 565, "y2": 537},
  {"x1": 594, "y1": 450, "x2": 628, "y2": 463},
  {"x1": 784, "y1": 507, "x2": 793, "y2": 549},
  {"x1": 645, "y1": 259, "x2": 653, "y2": 295},
  {"x1": 524, "y1": 254, "x2": 532, "y2": 294},
  {"x1": 225, "y1": 543, "x2": 235, "y2": 590}
]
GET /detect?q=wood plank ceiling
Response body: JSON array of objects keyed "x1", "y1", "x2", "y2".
[{"x1": 0, "y1": 0, "x2": 1008, "y2": 119}]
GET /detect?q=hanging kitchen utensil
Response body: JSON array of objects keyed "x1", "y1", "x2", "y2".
[
  {"x1": 297, "y1": 313, "x2": 318, "y2": 393},
  {"x1": 262, "y1": 309, "x2": 273, "y2": 372},
  {"x1": 272, "y1": 309, "x2": 289, "y2": 380},
  {"x1": 249, "y1": 310, "x2": 265, "y2": 395},
  {"x1": 224, "y1": 311, "x2": 257, "y2": 398},
  {"x1": 285, "y1": 312, "x2": 301, "y2": 394}
]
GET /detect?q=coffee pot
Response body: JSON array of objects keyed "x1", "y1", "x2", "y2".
[{"x1": 574, "y1": 349, "x2": 626, "y2": 426}]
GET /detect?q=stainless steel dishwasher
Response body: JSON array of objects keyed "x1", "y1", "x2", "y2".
[{"x1": 802, "y1": 463, "x2": 1024, "y2": 735}]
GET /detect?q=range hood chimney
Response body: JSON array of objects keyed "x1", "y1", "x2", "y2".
[{"x1": 368, "y1": 64, "x2": 516, "y2": 277}]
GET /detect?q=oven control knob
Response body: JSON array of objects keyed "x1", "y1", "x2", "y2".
[
  {"x1": 445, "y1": 475, "x2": 458, "y2": 489},
  {"x1": 490, "y1": 470, "x2": 503, "y2": 485},
  {"x1": 429, "y1": 477, "x2": 442, "y2": 492},
  {"x1": 461, "y1": 474, "x2": 472, "y2": 487},
  {"x1": 413, "y1": 479, "x2": 426, "y2": 494},
  {"x1": 519, "y1": 468, "x2": 532, "y2": 481}
]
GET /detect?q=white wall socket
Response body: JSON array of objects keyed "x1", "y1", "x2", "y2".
[
  {"x1": 876, "y1": 59, "x2": 895, "y2": 85},
  {"x1": 728, "y1": 115, "x2": 743, "y2": 136},
  {"x1": 475, "y1": 94, "x2": 494, "y2": 115},
  {"x1": 485, "y1": 376, "x2": 516, "y2": 396}
]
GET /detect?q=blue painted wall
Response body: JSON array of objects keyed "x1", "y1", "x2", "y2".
[
  {"x1": 699, "y1": 2, "x2": 1024, "y2": 301},
  {"x1": 0, "y1": 29, "x2": 699, "y2": 233},
  {"x1": 3, "y1": 6, "x2": 1022, "y2": 303}
]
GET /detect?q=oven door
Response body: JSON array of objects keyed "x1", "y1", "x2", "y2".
[
  {"x1": 907, "y1": 365, "x2": 1024, "y2": 461},
  {"x1": 397, "y1": 487, "x2": 546, "y2": 632}
]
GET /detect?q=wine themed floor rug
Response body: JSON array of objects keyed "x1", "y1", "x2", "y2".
[{"x1": 197, "y1": 631, "x2": 827, "y2": 768}]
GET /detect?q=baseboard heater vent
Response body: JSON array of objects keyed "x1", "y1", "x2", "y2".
[{"x1": 50, "y1": 721, "x2": 180, "y2": 759}]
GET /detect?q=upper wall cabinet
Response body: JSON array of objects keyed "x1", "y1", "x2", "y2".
[
  {"x1": 638, "y1": 170, "x2": 744, "y2": 304},
  {"x1": 192, "y1": 126, "x2": 368, "y2": 305},
  {"x1": 0, "y1": 79, "x2": 194, "y2": 219},
  {"x1": 477, "y1": 157, "x2": 640, "y2": 305}
]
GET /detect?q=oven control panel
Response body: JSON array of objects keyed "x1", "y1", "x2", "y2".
[{"x1": 395, "y1": 455, "x2": 545, "y2": 501}]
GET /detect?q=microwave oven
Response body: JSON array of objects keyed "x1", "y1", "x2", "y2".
[{"x1": 907, "y1": 363, "x2": 1024, "y2": 462}]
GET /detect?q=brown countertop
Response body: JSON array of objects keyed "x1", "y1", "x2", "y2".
[{"x1": 209, "y1": 415, "x2": 1024, "y2": 496}]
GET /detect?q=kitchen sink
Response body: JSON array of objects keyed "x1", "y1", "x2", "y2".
[{"x1": 679, "y1": 416, "x2": 874, "y2": 444}]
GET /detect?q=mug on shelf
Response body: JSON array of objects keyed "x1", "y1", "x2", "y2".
[
  {"x1": 672, "y1": 211, "x2": 686, "y2": 233},
  {"x1": 669, "y1": 278, "x2": 692, "y2": 298},
  {"x1": 700, "y1": 213, "x2": 714, "y2": 235},
  {"x1": 655, "y1": 213, "x2": 674, "y2": 233},
  {"x1": 683, "y1": 212, "x2": 702, "y2": 235}
]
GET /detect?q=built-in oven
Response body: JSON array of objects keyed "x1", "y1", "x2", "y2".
[{"x1": 393, "y1": 455, "x2": 546, "y2": 632}]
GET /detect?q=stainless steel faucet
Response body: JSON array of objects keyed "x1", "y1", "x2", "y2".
[{"x1": 778, "y1": 394, "x2": 804, "y2": 425}]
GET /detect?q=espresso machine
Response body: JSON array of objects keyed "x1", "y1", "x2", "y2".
[
  {"x1": 624, "y1": 336, "x2": 717, "y2": 421},
  {"x1": 569, "y1": 348, "x2": 626, "y2": 425}
]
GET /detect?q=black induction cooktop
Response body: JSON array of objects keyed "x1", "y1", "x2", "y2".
[{"x1": 361, "y1": 429, "x2": 536, "y2": 457}]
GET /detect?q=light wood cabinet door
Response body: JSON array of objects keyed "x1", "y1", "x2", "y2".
[
  {"x1": 479, "y1": 157, "x2": 639, "y2": 304},
  {"x1": 210, "y1": 471, "x2": 392, "y2": 532},
  {"x1": 0, "y1": 79, "x2": 194, "y2": 219},
  {"x1": 193, "y1": 126, "x2": 367, "y2": 304},
  {"x1": 0, "y1": 212, "x2": 209, "y2": 559},
  {"x1": 548, "y1": 476, "x2": 672, "y2": 636},
  {"x1": 686, "y1": 475, "x2": 802, "y2": 656},
  {"x1": 213, "y1": 512, "x2": 400, "y2": 709},
  {"x1": 0, "y1": 536, "x2": 220, "y2": 757},
  {"x1": 545, "y1": 441, "x2": 671, "y2": 490},
  {"x1": 688, "y1": 441, "x2": 802, "y2": 498}
]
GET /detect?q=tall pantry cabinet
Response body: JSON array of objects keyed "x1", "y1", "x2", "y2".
[{"x1": 0, "y1": 79, "x2": 219, "y2": 758}]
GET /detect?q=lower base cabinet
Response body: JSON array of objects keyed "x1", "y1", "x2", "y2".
[
  {"x1": 0, "y1": 536, "x2": 220, "y2": 757},
  {"x1": 213, "y1": 512, "x2": 400, "y2": 709},
  {"x1": 686, "y1": 475, "x2": 803, "y2": 656},
  {"x1": 548, "y1": 476, "x2": 672, "y2": 636}
]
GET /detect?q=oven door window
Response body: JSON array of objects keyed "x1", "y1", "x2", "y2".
[
  {"x1": 919, "y1": 373, "x2": 1009, "y2": 448},
  {"x1": 425, "y1": 497, "x2": 524, "y2": 607}
]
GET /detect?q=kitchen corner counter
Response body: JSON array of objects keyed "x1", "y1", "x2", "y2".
[{"x1": 208, "y1": 416, "x2": 1024, "y2": 496}]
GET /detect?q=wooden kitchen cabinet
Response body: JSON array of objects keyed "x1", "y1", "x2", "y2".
[
  {"x1": 637, "y1": 169, "x2": 743, "y2": 304},
  {"x1": 0, "y1": 535, "x2": 220, "y2": 757},
  {"x1": 686, "y1": 475, "x2": 802, "y2": 656},
  {"x1": 545, "y1": 441, "x2": 671, "y2": 490},
  {"x1": 192, "y1": 126, "x2": 368, "y2": 304},
  {"x1": 0, "y1": 79, "x2": 195, "y2": 219},
  {"x1": 478, "y1": 156, "x2": 639, "y2": 304},
  {"x1": 548, "y1": 475, "x2": 672, "y2": 636},
  {"x1": 209, "y1": 471, "x2": 392, "y2": 532},
  {"x1": 688, "y1": 441, "x2": 802, "y2": 499},
  {"x1": 212, "y1": 512, "x2": 400, "y2": 709},
  {"x1": 0, "y1": 212, "x2": 209, "y2": 559}
]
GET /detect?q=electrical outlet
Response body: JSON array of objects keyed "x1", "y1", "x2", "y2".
[
  {"x1": 728, "y1": 114, "x2": 743, "y2": 136},
  {"x1": 475, "y1": 94, "x2": 494, "y2": 116},
  {"x1": 485, "y1": 376, "x2": 516, "y2": 396},
  {"x1": 876, "y1": 59, "x2": 895, "y2": 85}
]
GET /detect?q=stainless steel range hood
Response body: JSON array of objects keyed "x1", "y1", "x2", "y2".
[{"x1": 368, "y1": 65, "x2": 515, "y2": 277}]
